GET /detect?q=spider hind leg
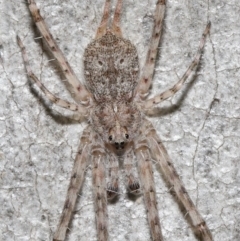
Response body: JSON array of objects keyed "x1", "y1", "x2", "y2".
[{"x1": 96, "y1": 0, "x2": 123, "y2": 39}]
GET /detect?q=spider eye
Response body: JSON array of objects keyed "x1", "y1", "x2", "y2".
[
  {"x1": 109, "y1": 135, "x2": 113, "y2": 141},
  {"x1": 120, "y1": 59, "x2": 124, "y2": 64},
  {"x1": 125, "y1": 134, "x2": 129, "y2": 139},
  {"x1": 98, "y1": 60, "x2": 103, "y2": 66}
]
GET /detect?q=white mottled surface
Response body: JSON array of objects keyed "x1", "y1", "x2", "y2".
[{"x1": 1, "y1": 0, "x2": 240, "y2": 241}]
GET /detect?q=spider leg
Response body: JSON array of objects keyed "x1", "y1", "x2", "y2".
[
  {"x1": 95, "y1": 0, "x2": 111, "y2": 39},
  {"x1": 124, "y1": 149, "x2": 140, "y2": 195},
  {"x1": 92, "y1": 146, "x2": 108, "y2": 241},
  {"x1": 134, "y1": 140, "x2": 163, "y2": 241},
  {"x1": 135, "y1": 0, "x2": 166, "y2": 98},
  {"x1": 111, "y1": 0, "x2": 123, "y2": 37},
  {"x1": 107, "y1": 153, "x2": 119, "y2": 200},
  {"x1": 17, "y1": 36, "x2": 87, "y2": 115},
  {"x1": 144, "y1": 22, "x2": 211, "y2": 110},
  {"x1": 143, "y1": 119, "x2": 213, "y2": 241},
  {"x1": 53, "y1": 126, "x2": 91, "y2": 241},
  {"x1": 27, "y1": 0, "x2": 90, "y2": 103}
]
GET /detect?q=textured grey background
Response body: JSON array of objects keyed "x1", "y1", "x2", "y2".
[{"x1": 1, "y1": 0, "x2": 240, "y2": 240}]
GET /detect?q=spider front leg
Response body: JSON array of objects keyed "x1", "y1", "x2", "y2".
[
  {"x1": 124, "y1": 149, "x2": 141, "y2": 195},
  {"x1": 144, "y1": 22, "x2": 211, "y2": 110},
  {"x1": 27, "y1": 0, "x2": 90, "y2": 103},
  {"x1": 53, "y1": 126, "x2": 91, "y2": 241},
  {"x1": 134, "y1": 140, "x2": 163, "y2": 241},
  {"x1": 92, "y1": 146, "x2": 108, "y2": 241},
  {"x1": 143, "y1": 119, "x2": 213, "y2": 241},
  {"x1": 107, "y1": 153, "x2": 119, "y2": 200}
]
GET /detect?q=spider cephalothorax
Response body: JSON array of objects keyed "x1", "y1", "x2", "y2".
[{"x1": 90, "y1": 100, "x2": 141, "y2": 150}]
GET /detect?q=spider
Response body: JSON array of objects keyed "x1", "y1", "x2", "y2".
[{"x1": 17, "y1": 0, "x2": 212, "y2": 240}]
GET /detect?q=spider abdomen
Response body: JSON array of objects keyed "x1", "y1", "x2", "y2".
[{"x1": 84, "y1": 31, "x2": 139, "y2": 101}]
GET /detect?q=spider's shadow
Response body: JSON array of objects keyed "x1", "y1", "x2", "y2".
[
  {"x1": 148, "y1": 67, "x2": 208, "y2": 240},
  {"x1": 146, "y1": 70, "x2": 200, "y2": 118},
  {"x1": 28, "y1": 84, "x2": 83, "y2": 125},
  {"x1": 24, "y1": 3, "x2": 85, "y2": 125}
]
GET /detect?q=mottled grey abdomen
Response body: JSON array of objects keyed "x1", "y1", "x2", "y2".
[{"x1": 84, "y1": 31, "x2": 139, "y2": 101}]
